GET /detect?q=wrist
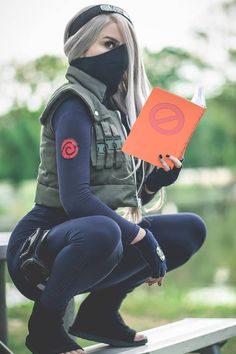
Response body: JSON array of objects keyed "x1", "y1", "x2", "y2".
[
  {"x1": 144, "y1": 183, "x2": 156, "y2": 195},
  {"x1": 145, "y1": 173, "x2": 162, "y2": 194}
]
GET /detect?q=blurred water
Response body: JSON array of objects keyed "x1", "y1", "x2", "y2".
[{"x1": 185, "y1": 286, "x2": 236, "y2": 306}]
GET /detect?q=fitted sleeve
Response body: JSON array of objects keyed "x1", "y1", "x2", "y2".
[
  {"x1": 52, "y1": 95, "x2": 140, "y2": 245},
  {"x1": 140, "y1": 179, "x2": 160, "y2": 205}
]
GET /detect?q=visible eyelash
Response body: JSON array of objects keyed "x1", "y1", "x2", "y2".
[{"x1": 105, "y1": 40, "x2": 117, "y2": 49}]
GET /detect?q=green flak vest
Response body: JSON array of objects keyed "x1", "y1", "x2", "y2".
[{"x1": 34, "y1": 66, "x2": 151, "y2": 211}]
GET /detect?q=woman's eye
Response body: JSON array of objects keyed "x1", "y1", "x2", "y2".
[{"x1": 105, "y1": 41, "x2": 117, "y2": 49}]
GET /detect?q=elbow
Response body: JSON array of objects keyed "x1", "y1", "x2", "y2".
[
  {"x1": 59, "y1": 187, "x2": 92, "y2": 218},
  {"x1": 60, "y1": 197, "x2": 79, "y2": 218},
  {"x1": 61, "y1": 202, "x2": 79, "y2": 218}
]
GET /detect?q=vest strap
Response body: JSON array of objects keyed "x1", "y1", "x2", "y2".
[
  {"x1": 94, "y1": 123, "x2": 106, "y2": 170},
  {"x1": 100, "y1": 121, "x2": 114, "y2": 168},
  {"x1": 109, "y1": 124, "x2": 123, "y2": 168},
  {"x1": 90, "y1": 124, "x2": 97, "y2": 167}
]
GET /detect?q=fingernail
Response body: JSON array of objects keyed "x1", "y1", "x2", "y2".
[
  {"x1": 159, "y1": 154, "x2": 162, "y2": 158},
  {"x1": 166, "y1": 154, "x2": 170, "y2": 157}
]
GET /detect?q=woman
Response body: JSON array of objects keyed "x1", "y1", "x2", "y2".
[{"x1": 6, "y1": 4, "x2": 207, "y2": 354}]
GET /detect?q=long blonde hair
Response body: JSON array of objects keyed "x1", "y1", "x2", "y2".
[{"x1": 63, "y1": 5, "x2": 165, "y2": 223}]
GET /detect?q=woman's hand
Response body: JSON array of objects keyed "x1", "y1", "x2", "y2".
[
  {"x1": 144, "y1": 154, "x2": 184, "y2": 194},
  {"x1": 133, "y1": 228, "x2": 167, "y2": 286},
  {"x1": 144, "y1": 276, "x2": 164, "y2": 286},
  {"x1": 158, "y1": 154, "x2": 183, "y2": 172}
]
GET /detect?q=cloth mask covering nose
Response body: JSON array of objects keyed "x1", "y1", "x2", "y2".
[{"x1": 70, "y1": 44, "x2": 129, "y2": 95}]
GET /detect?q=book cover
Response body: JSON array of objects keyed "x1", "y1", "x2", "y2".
[{"x1": 121, "y1": 86, "x2": 207, "y2": 168}]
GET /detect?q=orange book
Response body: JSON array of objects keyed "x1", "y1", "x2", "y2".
[{"x1": 121, "y1": 86, "x2": 207, "y2": 168}]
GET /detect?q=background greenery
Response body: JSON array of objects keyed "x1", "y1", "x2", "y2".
[{"x1": 1, "y1": 0, "x2": 235, "y2": 352}]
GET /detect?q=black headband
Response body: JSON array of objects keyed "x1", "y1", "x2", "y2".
[{"x1": 68, "y1": 4, "x2": 132, "y2": 38}]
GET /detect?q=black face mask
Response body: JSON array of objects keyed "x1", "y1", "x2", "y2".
[{"x1": 70, "y1": 44, "x2": 129, "y2": 95}]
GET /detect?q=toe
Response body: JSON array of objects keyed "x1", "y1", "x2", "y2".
[{"x1": 134, "y1": 333, "x2": 147, "y2": 341}]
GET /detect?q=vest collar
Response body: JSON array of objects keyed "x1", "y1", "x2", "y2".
[{"x1": 65, "y1": 65, "x2": 107, "y2": 102}]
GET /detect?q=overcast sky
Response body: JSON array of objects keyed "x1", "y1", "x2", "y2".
[{"x1": 1, "y1": 0, "x2": 218, "y2": 63}]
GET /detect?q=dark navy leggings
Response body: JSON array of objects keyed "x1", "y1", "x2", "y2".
[{"x1": 7, "y1": 205, "x2": 206, "y2": 311}]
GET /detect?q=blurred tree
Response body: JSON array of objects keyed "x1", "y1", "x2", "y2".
[
  {"x1": 142, "y1": 0, "x2": 236, "y2": 168},
  {"x1": 143, "y1": 46, "x2": 210, "y2": 90},
  {"x1": 183, "y1": 0, "x2": 236, "y2": 167},
  {"x1": 0, "y1": 55, "x2": 67, "y2": 113},
  {"x1": 0, "y1": 0, "x2": 235, "y2": 181},
  {"x1": 0, "y1": 56, "x2": 67, "y2": 183},
  {"x1": 0, "y1": 106, "x2": 40, "y2": 183},
  {"x1": 15, "y1": 55, "x2": 67, "y2": 93}
]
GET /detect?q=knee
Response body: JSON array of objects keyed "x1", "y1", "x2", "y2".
[
  {"x1": 84, "y1": 216, "x2": 123, "y2": 259},
  {"x1": 186, "y1": 213, "x2": 207, "y2": 253}
]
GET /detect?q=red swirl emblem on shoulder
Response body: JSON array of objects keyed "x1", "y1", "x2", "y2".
[{"x1": 61, "y1": 138, "x2": 79, "y2": 159}]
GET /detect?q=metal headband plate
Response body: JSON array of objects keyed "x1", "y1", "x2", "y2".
[{"x1": 100, "y1": 4, "x2": 131, "y2": 22}]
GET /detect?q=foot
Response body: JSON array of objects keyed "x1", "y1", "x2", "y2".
[
  {"x1": 69, "y1": 309, "x2": 148, "y2": 347},
  {"x1": 134, "y1": 333, "x2": 147, "y2": 342}
]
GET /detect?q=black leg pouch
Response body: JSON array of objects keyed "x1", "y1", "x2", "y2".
[{"x1": 19, "y1": 227, "x2": 51, "y2": 290}]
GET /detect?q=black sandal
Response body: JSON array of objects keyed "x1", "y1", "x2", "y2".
[
  {"x1": 69, "y1": 288, "x2": 148, "y2": 347},
  {"x1": 25, "y1": 335, "x2": 84, "y2": 354},
  {"x1": 69, "y1": 304, "x2": 148, "y2": 347}
]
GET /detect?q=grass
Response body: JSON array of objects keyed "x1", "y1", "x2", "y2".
[{"x1": 6, "y1": 283, "x2": 236, "y2": 354}]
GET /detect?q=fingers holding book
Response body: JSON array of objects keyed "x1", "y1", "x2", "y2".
[{"x1": 158, "y1": 154, "x2": 182, "y2": 171}]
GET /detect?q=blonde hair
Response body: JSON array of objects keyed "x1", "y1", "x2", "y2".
[{"x1": 63, "y1": 5, "x2": 165, "y2": 223}]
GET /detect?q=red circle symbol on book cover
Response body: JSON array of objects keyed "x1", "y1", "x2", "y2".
[
  {"x1": 149, "y1": 103, "x2": 185, "y2": 135},
  {"x1": 61, "y1": 138, "x2": 79, "y2": 159}
]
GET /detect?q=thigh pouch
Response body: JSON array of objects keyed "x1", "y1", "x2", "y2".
[{"x1": 19, "y1": 227, "x2": 51, "y2": 290}]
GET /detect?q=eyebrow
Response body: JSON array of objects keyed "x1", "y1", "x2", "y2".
[{"x1": 103, "y1": 36, "x2": 120, "y2": 44}]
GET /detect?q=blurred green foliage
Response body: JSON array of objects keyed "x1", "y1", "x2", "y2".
[
  {"x1": 0, "y1": 53, "x2": 235, "y2": 182},
  {"x1": 0, "y1": 107, "x2": 40, "y2": 182},
  {"x1": 0, "y1": 47, "x2": 236, "y2": 183}
]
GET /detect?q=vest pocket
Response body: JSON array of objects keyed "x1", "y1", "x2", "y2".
[
  {"x1": 100, "y1": 121, "x2": 117, "y2": 169},
  {"x1": 91, "y1": 121, "x2": 125, "y2": 170},
  {"x1": 107, "y1": 122, "x2": 124, "y2": 169}
]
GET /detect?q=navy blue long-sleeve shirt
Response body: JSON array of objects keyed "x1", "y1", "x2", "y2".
[{"x1": 52, "y1": 95, "x2": 143, "y2": 245}]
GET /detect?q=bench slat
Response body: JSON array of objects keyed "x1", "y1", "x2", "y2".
[
  {"x1": 0, "y1": 233, "x2": 10, "y2": 260},
  {"x1": 84, "y1": 318, "x2": 236, "y2": 354}
]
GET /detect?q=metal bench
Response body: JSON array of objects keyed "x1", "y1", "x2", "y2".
[
  {"x1": 84, "y1": 318, "x2": 236, "y2": 354},
  {"x1": 0, "y1": 341, "x2": 14, "y2": 354},
  {"x1": 0, "y1": 232, "x2": 10, "y2": 347}
]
